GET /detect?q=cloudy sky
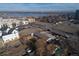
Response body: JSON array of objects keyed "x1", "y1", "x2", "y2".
[{"x1": 0, "y1": 3, "x2": 79, "y2": 11}]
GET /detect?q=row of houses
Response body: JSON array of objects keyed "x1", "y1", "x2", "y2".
[{"x1": 0, "y1": 17, "x2": 36, "y2": 28}]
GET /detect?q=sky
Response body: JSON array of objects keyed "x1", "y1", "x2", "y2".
[{"x1": 0, "y1": 3, "x2": 79, "y2": 11}]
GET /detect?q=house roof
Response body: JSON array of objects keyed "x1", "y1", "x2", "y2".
[
  {"x1": 2, "y1": 31, "x2": 8, "y2": 36},
  {"x1": 0, "y1": 28, "x2": 18, "y2": 36},
  {"x1": 8, "y1": 28, "x2": 15, "y2": 34}
]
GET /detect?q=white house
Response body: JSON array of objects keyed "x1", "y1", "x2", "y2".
[
  {"x1": 22, "y1": 20, "x2": 29, "y2": 25},
  {"x1": 28, "y1": 18, "x2": 35, "y2": 23},
  {"x1": 27, "y1": 17, "x2": 35, "y2": 23},
  {"x1": 2, "y1": 29, "x2": 19, "y2": 43},
  {"x1": 19, "y1": 17, "x2": 35, "y2": 25}
]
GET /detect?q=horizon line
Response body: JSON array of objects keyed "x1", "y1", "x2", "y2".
[{"x1": 0, "y1": 10, "x2": 77, "y2": 12}]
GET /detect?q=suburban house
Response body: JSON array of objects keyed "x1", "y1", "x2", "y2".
[
  {"x1": 26, "y1": 17, "x2": 35, "y2": 23},
  {"x1": 0, "y1": 27, "x2": 20, "y2": 44},
  {"x1": 22, "y1": 20, "x2": 29, "y2": 25}
]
